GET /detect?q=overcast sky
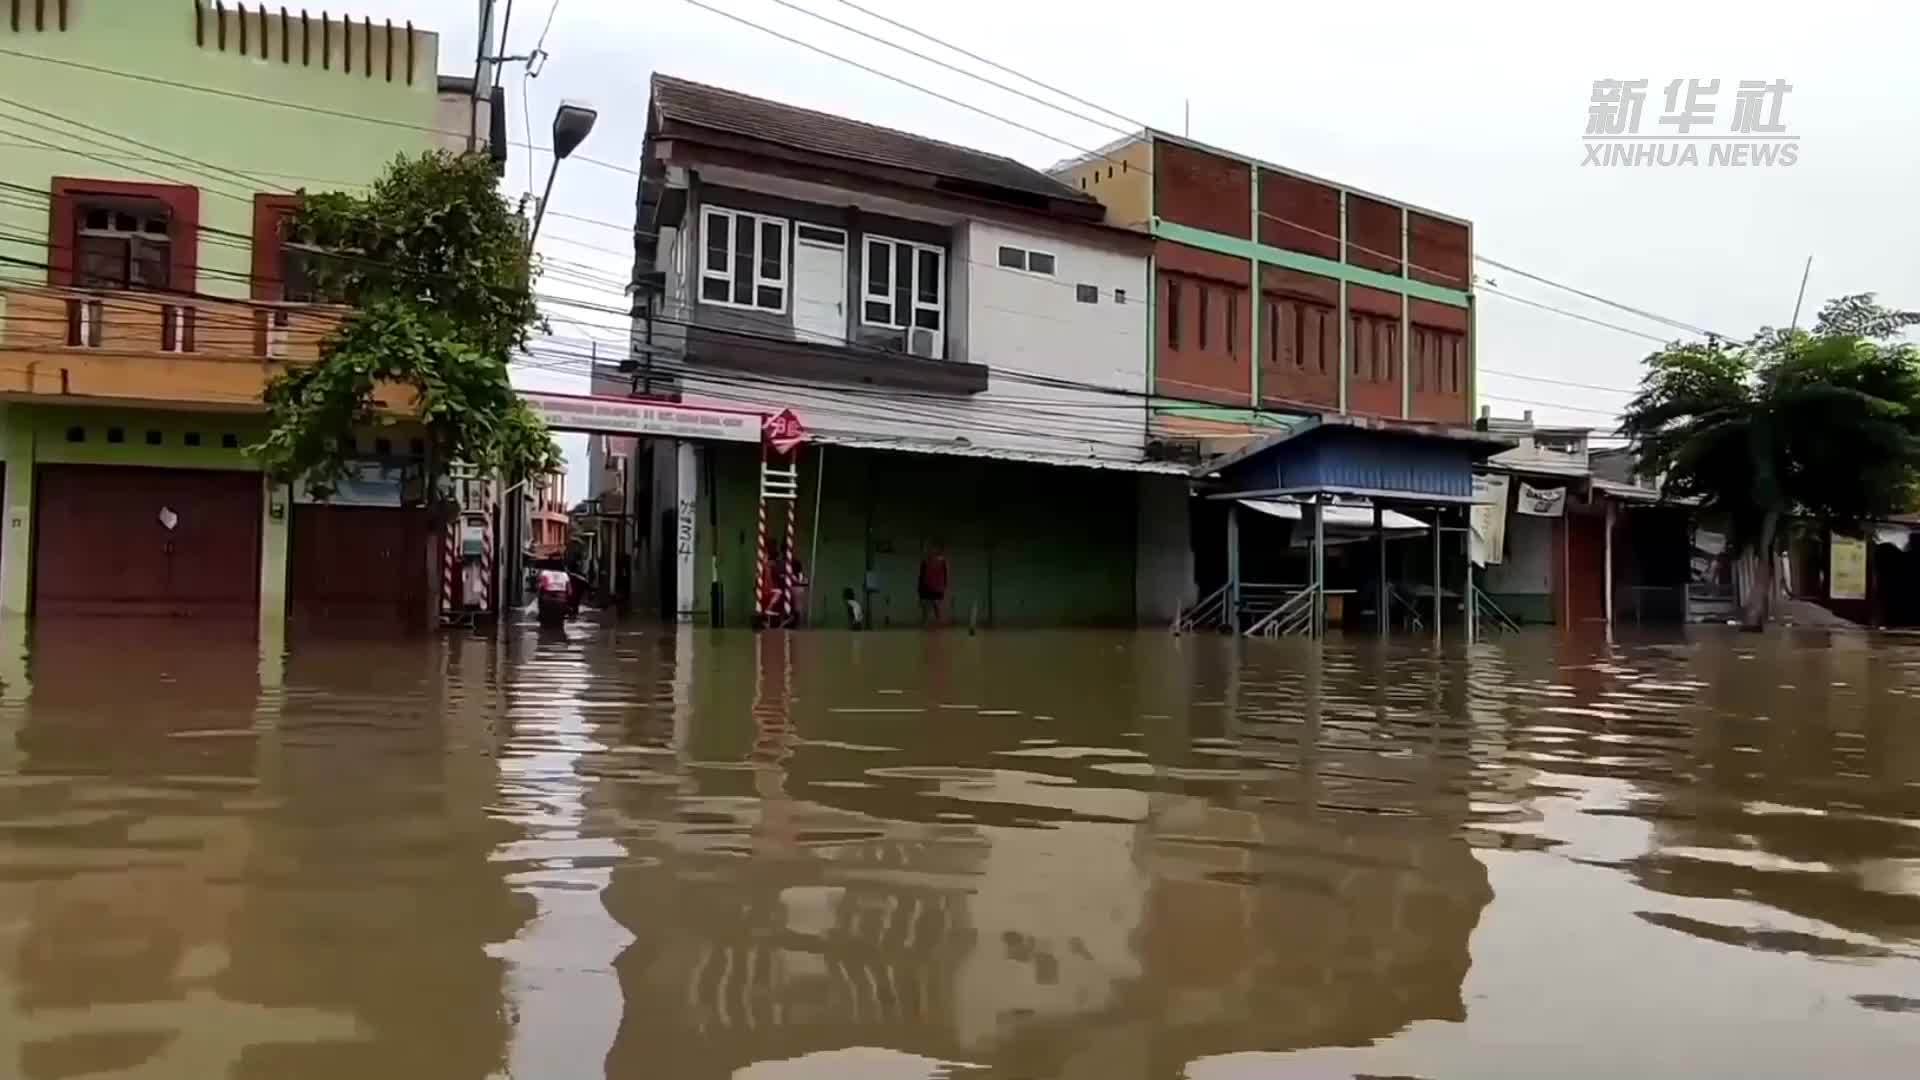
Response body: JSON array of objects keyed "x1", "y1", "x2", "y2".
[{"x1": 384, "y1": 0, "x2": 1920, "y2": 490}]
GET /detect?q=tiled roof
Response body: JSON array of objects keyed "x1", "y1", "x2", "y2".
[{"x1": 650, "y1": 74, "x2": 1096, "y2": 207}]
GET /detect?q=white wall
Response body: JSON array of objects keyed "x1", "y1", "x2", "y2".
[
  {"x1": 626, "y1": 162, "x2": 1152, "y2": 463},
  {"x1": 961, "y1": 219, "x2": 1148, "y2": 461},
  {"x1": 669, "y1": 216, "x2": 1150, "y2": 464},
  {"x1": 964, "y1": 220, "x2": 1146, "y2": 397}
]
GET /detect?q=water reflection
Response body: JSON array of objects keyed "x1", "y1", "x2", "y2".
[{"x1": 0, "y1": 622, "x2": 1914, "y2": 1078}]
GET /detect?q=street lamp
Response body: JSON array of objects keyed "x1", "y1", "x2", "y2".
[{"x1": 528, "y1": 100, "x2": 598, "y2": 252}]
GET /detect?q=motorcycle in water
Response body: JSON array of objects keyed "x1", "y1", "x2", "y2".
[{"x1": 535, "y1": 569, "x2": 574, "y2": 628}]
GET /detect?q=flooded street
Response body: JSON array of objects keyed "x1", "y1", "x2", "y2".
[{"x1": 0, "y1": 622, "x2": 1917, "y2": 1078}]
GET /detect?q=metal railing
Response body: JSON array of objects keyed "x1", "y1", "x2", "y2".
[
  {"x1": 1176, "y1": 583, "x2": 1230, "y2": 633},
  {"x1": 1246, "y1": 585, "x2": 1318, "y2": 637},
  {"x1": 1387, "y1": 585, "x2": 1426, "y2": 632},
  {"x1": 1472, "y1": 585, "x2": 1522, "y2": 634},
  {"x1": 1235, "y1": 581, "x2": 1301, "y2": 630}
]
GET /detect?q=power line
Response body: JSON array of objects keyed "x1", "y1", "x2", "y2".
[
  {"x1": 0, "y1": 24, "x2": 1720, "y2": 344},
  {"x1": 678, "y1": 0, "x2": 1124, "y2": 180},
  {"x1": 6, "y1": 175, "x2": 1635, "y2": 427},
  {"x1": 1480, "y1": 367, "x2": 1637, "y2": 396},
  {"x1": 712, "y1": 1, "x2": 1733, "y2": 332},
  {"x1": 1478, "y1": 393, "x2": 1623, "y2": 421},
  {"x1": 763, "y1": 0, "x2": 1135, "y2": 141},
  {"x1": 0, "y1": 93, "x2": 1660, "y2": 425},
  {"x1": 825, "y1": 0, "x2": 1147, "y2": 131},
  {"x1": 3, "y1": 24, "x2": 1694, "y2": 345},
  {"x1": 533, "y1": 0, "x2": 566, "y2": 52},
  {"x1": 679, "y1": 1, "x2": 1467, "y2": 287},
  {"x1": 512, "y1": 340, "x2": 1158, "y2": 452},
  {"x1": 1478, "y1": 255, "x2": 1727, "y2": 339},
  {"x1": 0, "y1": 45, "x2": 636, "y2": 178},
  {"x1": 1479, "y1": 285, "x2": 1675, "y2": 344}
]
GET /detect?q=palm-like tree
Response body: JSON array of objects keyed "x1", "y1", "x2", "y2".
[{"x1": 1620, "y1": 295, "x2": 1920, "y2": 628}]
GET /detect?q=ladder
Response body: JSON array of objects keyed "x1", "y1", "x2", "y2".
[{"x1": 754, "y1": 449, "x2": 801, "y2": 626}]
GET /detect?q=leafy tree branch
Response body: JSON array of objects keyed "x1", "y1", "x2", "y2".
[
  {"x1": 252, "y1": 151, "x2": 560, "y2": 496},
  {"x1": 1621, "y1": 294, "x2": 1920, "y2": 626}
]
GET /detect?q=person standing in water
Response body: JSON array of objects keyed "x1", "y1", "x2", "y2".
[{"x1": 918, "y1": 543, "x2": 949, "y2": 626}]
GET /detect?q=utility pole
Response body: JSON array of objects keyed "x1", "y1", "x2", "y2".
[
  {"x1": 1789, "y1": 256, "x2": 1813, "y2": 333},
  {"x1": 467, "y1": 0, "x2": 497, "y2": 153}
]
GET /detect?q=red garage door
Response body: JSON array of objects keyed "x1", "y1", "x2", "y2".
[
  {"x1": 34, "y1": 465, "x2": 262, "y2": 619},
  {"x1": 289, "y1": 504, "x2": 431, "y2": 632}
]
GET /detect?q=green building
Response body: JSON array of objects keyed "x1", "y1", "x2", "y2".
[{"x1": 0, "y1": 0, "x2": 498, "y2": 634}]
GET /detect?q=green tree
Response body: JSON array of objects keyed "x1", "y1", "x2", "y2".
[
  {"x1": 1621, "y1": 294, "x2": 1920, "y2": 628},
  {"x1": 252, "y1": 150, "x2": 560, "y2": 497}
]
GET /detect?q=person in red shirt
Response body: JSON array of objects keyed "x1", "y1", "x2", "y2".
[{"x1": 918, "y1": 543, "x2": 950, "y2": 626}]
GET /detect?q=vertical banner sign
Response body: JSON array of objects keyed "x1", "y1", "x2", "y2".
[
  {"x1": 1470, "y1": 474, "x2": 1512, "y2": 566},
  {"x1": 674, "y1": 443, "x2": 701, "y2": 621},
  {"x1": 1516, "y1": 482, "x2": 1567, "y2": 518},
  {"x1": 1830, "y1": 532, "x2": 1867, "y2": 600}
]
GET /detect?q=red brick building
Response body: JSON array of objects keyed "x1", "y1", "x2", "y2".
[{"x1": 1053, "y1": 132, "x2": 1474, "y2": 452}]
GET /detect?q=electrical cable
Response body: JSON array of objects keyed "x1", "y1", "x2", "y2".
[
  {"x1": 693, "y1": 0, "x2": 1737, "y2": 330},
  {"x1": 0, "y1": 114, "x2": 1649, "y2": 428},
  {"x1": 1479, "y1": 285, "x2": 1674, "y2": 344},
  {"x1": 826, "y1": 0, "x2": 1147, "y2": 131},
  {"x1": 0, "y1": 33, "x2": 1711, "y2": 344}
]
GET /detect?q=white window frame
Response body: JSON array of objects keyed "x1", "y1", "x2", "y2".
[
  {"x1": 861, "y1": 233, "x2": 946, "y2": 333},
  {"x1": 795, "y1": 222, "x2": 849, "y2": 249},
  {"x1": 699, "y1": 205, "x2": 789, "y2": 315},
  {"x1": 995, "y1": 243, "x2": 1057, "y2": 277}
]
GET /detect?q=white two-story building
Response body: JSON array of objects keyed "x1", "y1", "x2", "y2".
[{"x1": 592, "y1": 75, "x2": 1192, "y2": 627}]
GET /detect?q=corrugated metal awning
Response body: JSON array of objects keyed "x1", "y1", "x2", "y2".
[
  {"x1": 810, "y1": 432, "x2": 1193, "y2": 475},
  {"x1": 1240, "y1": 499, "x2": 1430, "y2": 531}
]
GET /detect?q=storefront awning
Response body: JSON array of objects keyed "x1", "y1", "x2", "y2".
[
  {"x1": 809, "y1": 432, "x2": 1192, "y2": 474},
  {"x1": 1239, "y1": 499, "x2": 1429, "y2": 532},
  {"x1": 1201, "y1": 414, "x2": 1513, "y2": 503}
]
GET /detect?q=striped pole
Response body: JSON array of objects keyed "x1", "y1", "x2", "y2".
[
  {"x1": 781, "y1": 456, "x2": 797, "y2": 626},
  {"x1": 441, "y1": 518, "x2": 458, "y2": 619},
  {"x1": 753, "y1": 441, "x2": 770, "y2": 625},
  {"x1": 479, "y1": 509, "x2": 494, "y2": 614}
]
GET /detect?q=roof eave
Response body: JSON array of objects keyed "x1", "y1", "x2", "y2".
[{"x1": 657, "y1": 118, "x2": 1108, "y2": 223}]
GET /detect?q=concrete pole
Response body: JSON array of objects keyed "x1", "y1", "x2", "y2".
[
  {"x1": 1604, "y1": 498, "x2": 1616, "y2": 632},
  {"x1": 1375, "y1": 505, "x2": 1388, "y2": 635},
  {"x1": 1563, "y1": 515, "x2": 1573, "y2": 628},
  {"x1": 1226, "y1": 502, "x2": 1241, "y2": 633},
  {"x1": 1465, "y1": 510, "x2": 1477, "y2": 646},
  {"x1": 1432, "y1": 505, "x2": 1443, "y2": 647},
  {"x1": 1311, "y1": 498, "x2": 1326, "y2": 638},
  {"x1": 467, "y1": 0, "x2": 496, "y2": 153}
]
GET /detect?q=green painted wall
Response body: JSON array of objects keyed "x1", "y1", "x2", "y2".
[
  {"x1": 1151, "y1": 219, "x2": 1473, "y2": 309},
  {"x1": 0, "y1": 407, "x2": 32, "y2": 617},
  {"x1": 0, "y1": 404, "x2": 289, "y2": 631},
  {"x1": 26, "y1": 403, "x2": 269, "y2": 470},
  {"x1": 1483, "y1": 592, "x2": 1554, "y2": 624},
  {"x1": 0, "y1": 3, "x2": 452, "y2": 632},
  {"x1": 0, "y1": 0, "x2": 448, "y2": 297},
  {"x1": 699, "y1": 444, "x2": 1143, "y2": 628}
]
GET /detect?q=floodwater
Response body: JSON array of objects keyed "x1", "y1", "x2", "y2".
[{"x1": 0, "y1": 620, "x2": 1917, "y2": 1079}]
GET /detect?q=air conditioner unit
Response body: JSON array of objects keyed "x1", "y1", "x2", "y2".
[{"x1": 907, "y1": 327, "x2": 939, "y2": 359}]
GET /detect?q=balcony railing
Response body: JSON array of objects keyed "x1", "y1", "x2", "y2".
[{"x1": 1, "y1": 282, "x2": 345, "y2": 363}]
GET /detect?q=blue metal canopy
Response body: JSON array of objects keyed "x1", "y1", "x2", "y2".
[{"x1": 1198, "y1": 415, "x2": 1513, "y2": 504}]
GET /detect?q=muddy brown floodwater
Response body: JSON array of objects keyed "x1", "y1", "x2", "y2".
[{"x1": 1, "y1": 620, "x2": 1918, "y2": 1079}]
